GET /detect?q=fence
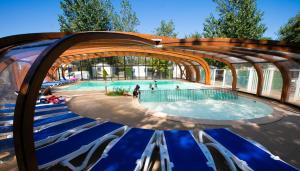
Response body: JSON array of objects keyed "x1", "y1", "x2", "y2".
[{"x1": 139, "y1": 88, "x2": 238, "y2": 102}]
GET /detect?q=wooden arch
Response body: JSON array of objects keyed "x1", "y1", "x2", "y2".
[
  {"x1": 50, "y1": 54, "x2": 199, "y2": 82},
  {"x1": 49, "y1": 48, "x2": 211, "y2": 84}
]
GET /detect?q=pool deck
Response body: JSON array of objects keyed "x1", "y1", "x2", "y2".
[
  {"x1": 1, "y1": 89, "x2": 299, "y2": 170},
  {"x1": 54, "y1": 90, "x2": 300, "y2": 168}
]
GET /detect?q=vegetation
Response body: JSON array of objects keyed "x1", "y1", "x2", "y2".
[
  {"x1": 153, "y1": 20, "x2": 177, "y2": 78},
  {"x1": 203, "y1": 0, "x2": 267, "y2": 39},
  {"x1": 112, "y1": 0, "x2": 140, "y2": 32},
  {"x1": 59, "y1": 0, "x2": 139, "y2": 32},
  {"x1": 107, "y1": 88, "x2": 129, "y2": 96},
  {"x1": 278, "y1": 12, "x2": 300, "y2": 44},
  {"x1": 154, "y1": 20, "x2": 178, "y2": 38},
  {"x1": 102, "y1": 68, "x2": 108, "y2": 80},
  {"x1": 60, "y1": 0, "x2": 140, "y2": 74},
  {"x1": 185, "y1": 32, "x2": 202, "y2": 39},
  {"x1": 58, "y1": 0, "x2": 112, "y2": 32},
  {"x1": 202, "y1": 0, "x2": 266, "y2": 68}
]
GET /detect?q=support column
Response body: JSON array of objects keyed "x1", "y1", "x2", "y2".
[
  {"x1": 80, "y1": 61, "x2": 83, "y2": 80},
  {"x1": 222, "y1": 69, "x2": 226, "y2": 87},
  {"x1": 247, "y1": 68, "x2": 254, "y2": 92},
  {"x1": 212, "y1": 69, "x2": 216, "y2": 86}
]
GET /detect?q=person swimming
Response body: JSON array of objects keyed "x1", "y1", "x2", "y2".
[
  {"x1": 154, "y1": 80, "x2": 158, "y2": 88},
  {"x1": 176, "y1": 85, "x2": 180, "y2": 90}
]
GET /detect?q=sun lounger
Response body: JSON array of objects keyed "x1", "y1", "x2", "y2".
[
  {"x1": 0, "y1": 125, "x2": 13, "y2": 134},
  {"x1": 0, "y1": 115, "x2": 14, "y2": 124},
  {"x1": 200, "y1": 128, "x2": 299, "y2": 171},
  {"x1": 0, "y1": 108, "x2": 71, "y2": 125},
  {"x1": 34, "y1": 113, "x2": 79, "y2": 128},
  {"x1": 0, "y1": 101, "x2": 49, "y2": 109},
  {"x1": 0, "y1": 103, "x2": 67, "y2": 115},
  {"x1": 0, "y1": 108, "x2": 15, "y2": 114},
  {"x1": 36, "y1": 122, "x2": 126, "y2": 170},
  {"x1": 0, "y1": 113, "x2": 79, "y2": 135},
  {"x1": 159, "y1": 130, "x2": 216, "y2": 171},
  {"x1": 0, "y1": 117, "x2": 96, "y2": 153},
  {"x1": 0, "y1": 103, "x2": 15, "y2": 108},
  {"x1": 0, "y1": 138, "x2": 14, "y2": 153},
  {"x1": 88, "y1": 128, "x2": 157, "y2": 171},
  {"x1": 34, "y1": 117, "x2": 96, "y2": 147},
  {"x1": 35, "y1": 103, "x2": 67, "y2": 110}
]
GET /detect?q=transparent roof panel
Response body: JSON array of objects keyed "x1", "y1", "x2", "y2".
[
  {"x1": 12, "y1": 39, "x2": 58, "y2": 50},
  {"x1": 2, "y1": 46, "x2": 48, "y2": 61},
  {"x1": 242, "y1": 56, "x2": 266, "y2": 63}
]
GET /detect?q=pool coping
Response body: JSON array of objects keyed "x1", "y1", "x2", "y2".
[{"x1": 132, "y1": 94, "x2": 284, "y2": 126}]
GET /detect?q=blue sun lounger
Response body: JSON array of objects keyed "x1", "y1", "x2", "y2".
[
  {"x1": 34, "y1": 108, "x2": 70, "y2": 117},
  {"x1": 33, "y1": 112, "x2": 79, "y2": 129},
  {"x1": 0, "y1": 104, "x2": 67, "y2": 118},
  {"x1": 34, "y1": 117, "x2": 96, "y2": 147},
  {"x1": 0, "y1": 102, "x2": 63, "y2": 110},
  {"x1": 0, "y1": 125, "x2": 13, "y2": 134},
  {"x1": 159, "y1": 130, "x2": 216, "y2": 171},
  {"x1": 88, "y1": 128, "x2": 157, "y2": 171},
  {"x1": 0, "y1": 108, "x2": 70, "y2": 125},
  {"x1": 0, "y1": 117, "x2": 96, "y2": 153},
  {"x1": 0, "y1": 108, "x2": 15, "y2": 114},
  {"x1": 0, "y1": 103, "x2": 15, "y2": 108},
  {"x1": 200, "y1": 128, "x2": 299, "y2": 171},
  {"x1": 0, "y1": 103, "x2": 67, "y2": 114},
  {"x1": 0, "y1": 138, "x2": 14, "y2": 153},
  {"x1": 36, "y1": 122, "x2": 126, "y2": 170},
  {"x1": 0, "y1": 113, "x2": 80, "y2": 135}
]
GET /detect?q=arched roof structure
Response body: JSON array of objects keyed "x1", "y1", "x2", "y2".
[{"x1": 0, "y1": 31, "x2": 300, "y2": 170}]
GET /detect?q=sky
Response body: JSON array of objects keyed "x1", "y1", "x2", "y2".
[{"x1": 0, "y1": 0, "x2": 299, "y2": 39}]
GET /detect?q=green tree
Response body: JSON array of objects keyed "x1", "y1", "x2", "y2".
[
  {"x1": 153, "y1": 20, "x2": 177, "y2": 78},
  {"x1": 185, "y1": 32, "x2": 202, "y2": 38},
  {"x1": 203, "y1": 0, "x2": 267, "y2": 39},
  {"x1": 112, "y1": 0, "x2": 140, "y2": 32},
  {"x1": 278, "y1": 13, "x2": 300, "y2": 44},
  {"x1": 154, "y1": 20, "x2": 178, "y2": 37},
  {"x1": 58, "y1": 0, "x2": 112, "y2": 32}
]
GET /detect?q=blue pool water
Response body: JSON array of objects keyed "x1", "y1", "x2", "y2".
[
  {"x1": 62, "y1": 80, "x2": 273, "y2": 120},
  {"x1": 62, "y1": 80, "x2": 201, "y2": 91},
  {"x1": 140, "y1": 96, "x2": 273, "y2": 120}
]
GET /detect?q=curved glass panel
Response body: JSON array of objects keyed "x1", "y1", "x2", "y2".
[
  {"x1": 283, "y1": 61, "x2": 300, "y2": 105},
  {"x1": 234, "y1": 63, "x2": 258, "y2": 94},
  {"x1": 0, "y1": 40, "x2": 55, "y2": 168},
  {"x1": 258, "y1": 63, "x2": 283, "y2": 100},
  {"x1": 199, "y1": 65, "x2": 206, "y2": 84}
]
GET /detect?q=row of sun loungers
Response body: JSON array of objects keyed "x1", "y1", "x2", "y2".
[
  {"x1": 0, "y1": 102, "x2": 298, "y2": 171},
  {"x1": 41, "y1": 79, "x2": 76, "y2": 89}
]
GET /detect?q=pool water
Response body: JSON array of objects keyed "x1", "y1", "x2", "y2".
[
  {"x1": 62, "y1": 80, "x2": 273, "y2": 121},
  {"x1": 140, "y1": 97, "x2": 273, "y2": 120},
  {"x1": 62, "y1": 80, "x2": 201, "y2": 91}
]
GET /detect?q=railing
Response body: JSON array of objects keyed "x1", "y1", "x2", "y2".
[{"x1": 139, "y1": 88, "x2": 238, "y2": 102}]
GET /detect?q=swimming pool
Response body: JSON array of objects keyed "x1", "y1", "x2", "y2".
[
  {"x1": 139, "y1": 89, "x2": 273, "y2": 120},
  {"x1": 62, "y1": 80, "x2": 201, "y2": 91},
  {"x1": 62, "y1": 80, "x2": 273, "y2": 121}
]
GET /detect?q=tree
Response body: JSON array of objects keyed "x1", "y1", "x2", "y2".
[
  {"x1": 154, "y1": 20, "x2": 178, "y2": 37},
  {"x1": 152, "y1": 20, "x2": 177, "y2": 78},
  {"x1": 112, "y1": 0, "x2": 140, "y2": 32},
  {"x1": 278, "y1": 13, "x2": 300, "y2": 44},
  {"x1": 185, "y1": 32, "x2": 202, "y2": 38},
  {"x1": 203, "y1": 0, "x2": 267, "y2": 39},
  {"x1": 58, "y1": 0, "x2": 112, "y2": 32}
]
